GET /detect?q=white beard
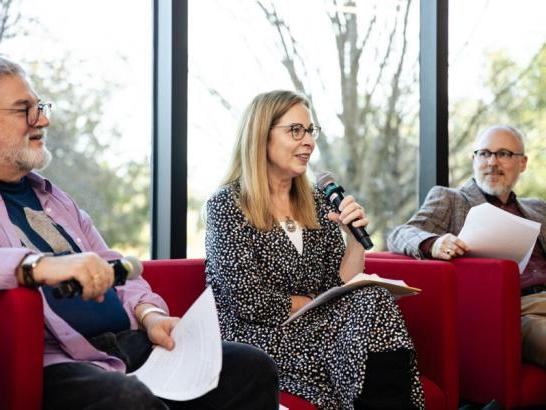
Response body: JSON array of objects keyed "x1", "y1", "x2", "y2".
[
  {"x1": 0, "y1": 136, "x2": 52, "y2": 173},
  {"x1": 474, "y1": 174, "x2": 514, "y2": 198}
]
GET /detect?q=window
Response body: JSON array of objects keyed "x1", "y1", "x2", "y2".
[
  {"x1": 449, "y1": 0, "x2": 546, "y2": 196},
  {"x1": 1, "y1": 0, "x2": 153, "y2": 257},
  {"x1": 188, "y1": 0, "x2": 420, "y2": 255}
]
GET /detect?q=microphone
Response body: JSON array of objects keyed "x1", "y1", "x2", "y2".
[
  {"x1": 52, "y1": 256, "x2": 143, "y2": 298},
  {"x1": 316, "y1": 171, "x2": 374, "y2": 250}
]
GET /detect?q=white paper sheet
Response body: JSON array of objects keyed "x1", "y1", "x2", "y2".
[
  {"x1": 457, "y1": 203, "x2": 541, "y2": 273},
  {"x1": 279, "y1": 405, "x2": 289, "y2": 410},
  {"x1": 129, "y1": 287, "x2": 222, "y2": 401}
]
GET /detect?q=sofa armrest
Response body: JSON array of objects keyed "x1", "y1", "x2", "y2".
[
  {"x1": 0, "y1": 287, "x2": 44, "y2": 410},
  {"x1": 142, "y1": 259, "x2": 206, "y2": 317},
  {"x1": 366, "y1": 251, "x2": 412, "y2": 260},
  {"x1": 366, "y1": 258, "x2": 458, "y2": 410},
  {"x1": 452, "y1": 258, "x2": 521, "y2": 404}
]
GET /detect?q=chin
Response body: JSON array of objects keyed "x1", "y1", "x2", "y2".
[{"x1": 476, "y1": 178, "x2": 510, "y2": 197}]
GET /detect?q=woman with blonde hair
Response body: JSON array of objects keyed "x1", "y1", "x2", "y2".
[{"x1": 205, "y1": 90, "x2": 424, "y2": 409}]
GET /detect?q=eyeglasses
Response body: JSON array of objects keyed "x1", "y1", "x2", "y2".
[
  {"x1": 473, "y1": 149, "x2": 525, "y2": 162},
  {"x1": 270, "y1": 123, "x2": 321, "y2": 141},
  {"x1": 0, "y1": 101, "x2": 52, "y2": 127}
]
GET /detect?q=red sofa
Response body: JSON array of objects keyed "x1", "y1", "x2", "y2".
[
  {"x1": 0, "y1": 257, "x2": 458, "y2": 410},
  {"x1": 369, "y1": 252, "x2": 546, "y2": 408},
  {"x1": 142, "y1": 258, "x2": 458, "y2": 410}
]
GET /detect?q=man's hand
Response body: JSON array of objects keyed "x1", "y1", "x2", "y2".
[
  {"x1": 431, "y1": 233, "x2": 470, "y2": 260},
  {"x1": 143, "y1": 314, "x2": 179, "y2": 350},
  {"x1": 31, "y1": 253, "x2": 114, "y2": 302}
]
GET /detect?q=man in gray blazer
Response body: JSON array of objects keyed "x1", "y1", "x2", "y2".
[{"x1": 388, "y1": 124, "x2": 546, "y2": 367}]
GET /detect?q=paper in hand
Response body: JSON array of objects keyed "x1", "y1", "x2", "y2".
[
  {"x1": 129, "y1": 287, "x2": 222, "y2": 401},
  {"x1": 458, "y1": 203, "x2": 541, "y2": 273}
]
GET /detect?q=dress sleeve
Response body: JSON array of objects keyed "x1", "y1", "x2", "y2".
[{"x1": 205, "y1": 188, "x2": 292, "y2": 326}]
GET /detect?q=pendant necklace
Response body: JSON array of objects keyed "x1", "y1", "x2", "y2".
[{"x1": 284, "y1": 216, "x2": 296, "y2": 233}]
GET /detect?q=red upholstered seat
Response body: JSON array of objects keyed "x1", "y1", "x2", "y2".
[
  {"x1": 370, "y1": 252, "x2": 546, "y2": 408},
  {"x1": 144, "y1": 258, "x2": 458, "y2": 410},
  {"x1": 0, "y1": 257, "x2": 458, "y2": 410},
  {"x1": 453, "y1": 258, "x2": 546, "y2": 408}
]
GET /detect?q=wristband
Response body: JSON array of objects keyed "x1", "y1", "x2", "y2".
[
  {"x1": 138, "y1": 306, "x2": 167, "y2": 326},
  {"x1": 20, "y1": 253, "x2": 50, "y2": 288}
]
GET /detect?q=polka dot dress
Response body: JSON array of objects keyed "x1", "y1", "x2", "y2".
[{"x1": 205, "y1": 183, "x2": 425, "y2": 409}]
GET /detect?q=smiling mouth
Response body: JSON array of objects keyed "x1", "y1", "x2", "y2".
[
  {"x1": 295, "y1": 153, "x2": 311, "y2": 161},
  {"x1": 29, "y1": 134, "x2": 43, "y2": 141}
]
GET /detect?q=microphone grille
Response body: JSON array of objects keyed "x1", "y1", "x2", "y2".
[
  {"x1": 316, "y1": 171, "x2": 335, "y2": 190},
  {"x1": 124, "y1": 255, "x2": 143, "y2": 279}
]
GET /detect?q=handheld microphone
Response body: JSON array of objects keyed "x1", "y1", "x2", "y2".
[
  {"x1": 316, "y1": 171, "x2": 374, "y2": 250},
  {"x1": 53, "y1": 255, "x2": 143, "y2": 298}
]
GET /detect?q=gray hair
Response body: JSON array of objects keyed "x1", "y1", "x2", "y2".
[
  {"x1": 475, "y1": 124, "x2": 525, "y2": 152},
  {"x1": 0, "y1": 55, "x2": 26, "y2": 78}
]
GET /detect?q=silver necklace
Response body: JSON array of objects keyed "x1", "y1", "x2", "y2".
[{"x1": 284, "y1": 216, "x2": 296, "y2": 233}]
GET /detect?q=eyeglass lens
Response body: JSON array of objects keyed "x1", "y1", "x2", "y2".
[
  {"x1": 475, "y1": 149, "x2": 516, "y2": 160},
  {"x1": 28, "y1": 103, "x2": 51, "y2": 126},
  {"x1": 291, "y1": 125, "x2": 320, "y2": 140}
]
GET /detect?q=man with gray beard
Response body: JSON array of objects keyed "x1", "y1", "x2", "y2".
[
  {"x1": 388, "y1": 125, "x2": 546, "y2": 368},
  {"x1": 0, "y1": 56, "x2": 279, "y2": 410}
]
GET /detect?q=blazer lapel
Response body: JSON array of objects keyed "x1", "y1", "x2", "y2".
[{"x1": 459, "y1": 178, "x2": 487, "y2": 207}]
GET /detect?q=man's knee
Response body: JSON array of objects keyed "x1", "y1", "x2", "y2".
[
  {"x1": 521, "y1": 315, "x2": 546, "y2": 367},
  {"x1": 99, "y1": 373, "x2": 167, "y2": 410},
  {"x1": 223, "y1": 341, "x2": 279, "y2": 387}
]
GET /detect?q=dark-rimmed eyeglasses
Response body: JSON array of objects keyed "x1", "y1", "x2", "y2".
[
  {"x1": 473, "y1": 149, "x2": 525, "y2": 162},
  {"x1": 270, "y1": 123, "x2": 321, "y2": 141},
  {"x1": 0, "y1": 101, "x2": 52, "y2": 127}
]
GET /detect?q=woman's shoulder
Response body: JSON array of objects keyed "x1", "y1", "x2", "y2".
[
  {"x1": 206, "y1": 182, "x2": 246, "y2": 224},
  {"x1": 208, "y1": 182, "x2": 240, "y2": 206}
]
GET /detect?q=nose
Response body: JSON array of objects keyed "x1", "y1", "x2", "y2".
[
  {"x1": 301, "y1": 130, "x2": 315, "y2": 147},
  {"x1": 486, "y1": 153, "x2": 499, "y2": 165},
  {"x1": 34, "y1": 111, "x2": 50, "y2": 129}
]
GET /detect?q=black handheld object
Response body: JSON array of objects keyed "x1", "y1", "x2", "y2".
[
  {"x1": 52, "y1": 256, "x2": 143, "y2": 298},
  {"x1": 316, "y1": 171, "x2": 374, "y2": 250}
]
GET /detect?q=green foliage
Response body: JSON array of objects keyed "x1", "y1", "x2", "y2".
[
  {"x1": 28, "y1": 59, "x2": 150, "y2": 254},
  {"x1": 449, "y1": 43, "x2": 546, "y2": 200}
]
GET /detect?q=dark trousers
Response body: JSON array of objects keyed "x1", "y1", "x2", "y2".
[
  {"x1": 354, "y1": 350, "x2": 416, "y2": 410},
  {"x1": 43, "y1": 341, "x2": 279, "y2": 410}
]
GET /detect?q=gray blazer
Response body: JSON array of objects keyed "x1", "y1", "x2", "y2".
[{"x1": 387, "y1": 178, "x2": 546, "y2": 259}]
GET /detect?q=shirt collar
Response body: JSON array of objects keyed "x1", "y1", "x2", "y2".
[
  {"x1": 478, "y1": 186, "x2": 517, "y2": 206},
  {"x1": 26, "y1": 172, "x2": 53, "y2": 193}
]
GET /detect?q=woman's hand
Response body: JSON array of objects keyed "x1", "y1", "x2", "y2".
[{"x1": 327, "y1": 195, "x2": 369, "y2": 241}]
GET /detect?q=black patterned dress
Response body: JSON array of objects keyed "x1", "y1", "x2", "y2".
[{"x1": 205, "y1": 183, "x2": 424, "y2": 409}]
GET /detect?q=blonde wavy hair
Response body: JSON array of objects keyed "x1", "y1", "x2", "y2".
[{"x1": 222, "y1": 90, "x2": 319, "y2": 231}]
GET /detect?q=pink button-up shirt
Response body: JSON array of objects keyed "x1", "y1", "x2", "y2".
[{"x1": 0, "y1": 172, "x2": 168, "y2": 372}]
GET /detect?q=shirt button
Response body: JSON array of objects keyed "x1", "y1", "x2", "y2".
[
  {"x1": 45, "y1": 207, "x2": 52, "y2": 213},
  {"x1": 76, "y1": 238, "x2": 82, "y2": 243}
]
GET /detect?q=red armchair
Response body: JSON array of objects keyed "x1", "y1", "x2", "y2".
[
  {"x1": 452, "y1": 258, "x2": 546, "y2": 408},
  {"x1": 0, "y1": 287, "x2": 44, "y2": 410},
  {"x1": 143, "y1": 258, "x2": 458, "y2": 410},
  {"x1": 370, "y1": 252, "x2": 546, "y2": 408}
]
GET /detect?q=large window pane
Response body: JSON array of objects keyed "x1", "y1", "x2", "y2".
[
  {"x1": 1, "y1": 0, "x2": 153, "y2": 258},
  {"x1": 188, "y1": 0, "x2": 420, "y2": 256},
  {"x1": 449, "y1": 0, "x2": 546, "y2": 195}
]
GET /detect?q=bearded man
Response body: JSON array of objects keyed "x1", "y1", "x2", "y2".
[{"x1": 388, "y1": 125, "x2": 546, "y2": 368}]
